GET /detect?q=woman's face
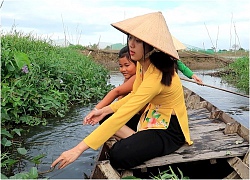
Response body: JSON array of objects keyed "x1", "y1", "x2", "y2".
[
  {"x1": 119, "y1": 56, "x2": 136, "y2": 80},
  {"x1": 128, "y1": 35, "x2": 144, "y2": 61}
]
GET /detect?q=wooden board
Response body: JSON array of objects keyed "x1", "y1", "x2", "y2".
[{"x1": 133, "y1": 108, "x2": 249, "y2": 169}]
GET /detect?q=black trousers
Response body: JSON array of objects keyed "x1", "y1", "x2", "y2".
[
  {"x1": 99, "y1": 113, "x2": 140, "y2": 132},
  {"x1": 109, "y1": 115, "x2": 185, "y2": 169}
]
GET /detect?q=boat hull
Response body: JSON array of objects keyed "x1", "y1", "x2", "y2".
[{"x1": 90, "y1": 87, "x2": 249, "y2": 179}]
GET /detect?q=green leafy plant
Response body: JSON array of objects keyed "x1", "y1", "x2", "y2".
[
  {"x1": 150, "y1": 166, "x2": 189, "y2": 180},
  {"x1": 1, "y1": 128, "x2": 45, "y2": 179},
  {"x1": 1, "y1": 30, "x2": 114, "y2": 126},
  {"x1": 221, "y1": 56, "x2": 249, "y2": 94}
]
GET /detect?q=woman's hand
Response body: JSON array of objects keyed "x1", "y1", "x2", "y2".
[{"x1": 51, "y1": 141, "x2": 89, "y2": 169}]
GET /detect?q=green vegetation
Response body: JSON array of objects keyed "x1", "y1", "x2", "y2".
[
  {"x1": 122, "y1": 166, "x2": 189, "y2": 180},
  {"x1": 1, "y1": 30, "x2": 115, "y2": 178},
  {"x1": 150, "y1": 166, "x2": 189, "y2": 179},
  {"x1": 1, "y1": 31, "x2": 114, "y2": 127},
  {"x1": 222, "y1": 56, "x2": 249, "y2": 94},
  {"x1": 1, "y1": 128, "x2": 44, "y2": 179}
]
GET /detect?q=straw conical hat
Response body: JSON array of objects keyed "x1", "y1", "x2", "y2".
[
  {"x1": 111, "y1": 12, "x2": 179, "y2": 59},
  {"x1": 172, "y1": 36, "x2": 186, "y2": 50}
]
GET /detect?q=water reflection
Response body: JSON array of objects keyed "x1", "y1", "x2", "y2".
[{"x1": 23, "y1": 70, "x2": 249, "y2": 179}]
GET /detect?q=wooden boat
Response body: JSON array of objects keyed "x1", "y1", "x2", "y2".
[{"x1": 90, "y1": 87, "x2": 249, "y2": 179}]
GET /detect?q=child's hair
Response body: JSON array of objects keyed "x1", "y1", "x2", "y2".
[
  {"x1": 118, "y1": 46, "x2": 136, "y2": 65},
  {"x1": 149, "y1": 51, "x2": 175, "y2": 86}
]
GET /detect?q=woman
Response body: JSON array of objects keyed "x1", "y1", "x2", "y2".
[
  {"x1": 88, "y1": 46, "x2": 202, "y2": 119},
  {"x1": 87, "y1": 45, "x2": 201, "y2": 134},
  {"x1": 51, "y1": 12, "x2": 193, "y2": 170}
]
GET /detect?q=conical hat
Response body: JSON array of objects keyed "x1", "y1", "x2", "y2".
[
  {"x1": 111, "y1": 12, "x2": 179, "y2": 59},
  {"x1": 172, "y1": 35, "x2": 186, "y2": 50}
]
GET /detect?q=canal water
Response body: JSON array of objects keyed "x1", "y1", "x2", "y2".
[{"x1": 22, "y1": 70, "x2": 249, "y2": 179}]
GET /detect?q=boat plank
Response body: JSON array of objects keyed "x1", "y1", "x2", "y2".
[
  {"x1": 133, "y1": 147, "x2": 249, "y2": 169},
  {"x1": 133, "y1": 108, "x2": 249, "y2": 169},
  {"x1": 94, "y1": 160, "x2": 120, "y2": 179},
  {"x1": 227, "y1": 157, "x2": 249, "y2": 179}
]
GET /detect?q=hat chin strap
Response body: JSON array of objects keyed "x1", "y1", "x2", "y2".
[{"x1": 144, "y1": 48, "x2": 159, "y2": 59}]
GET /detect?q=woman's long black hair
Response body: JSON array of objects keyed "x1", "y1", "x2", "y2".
[
  {"x1": 127, "y1": 35, "x2": 175, "y2": 86},
  {"x1": 149, "y1": 51, "x2": 176, "y2": 86}
]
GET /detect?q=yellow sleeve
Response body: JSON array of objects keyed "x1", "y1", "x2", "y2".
[{"x1": 84, "y1": 67, "x2": 163, "y2": 150}]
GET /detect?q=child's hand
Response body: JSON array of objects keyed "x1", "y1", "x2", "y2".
[{"x1": 83, "y1": 109, "x2": 104, "y2": 125}]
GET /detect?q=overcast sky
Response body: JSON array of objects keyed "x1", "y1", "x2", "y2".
[{"x1": 1, "y1": 0, "x2": 249, "y2": 50}]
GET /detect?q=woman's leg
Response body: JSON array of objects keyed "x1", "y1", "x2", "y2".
[
  {"x1": 114, "y1": 125, "x2": 135, "y2": 139},
  {"x1": 100, "y1": 113, "x2": 140, "y2": 139},
  {"x1": 109, "y1": 129, "x2": 165, "y2": 169},
  {"x1": 109, "y1": 115, "x2": 185, "y2": 169}
]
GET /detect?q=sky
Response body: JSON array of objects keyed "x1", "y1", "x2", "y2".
[{"x1": 1, "y1": 0, "x2": 249, "y2": 50}]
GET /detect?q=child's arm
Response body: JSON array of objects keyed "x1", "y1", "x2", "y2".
[
  {"x1": 177, "y1": 60, "x2": 203, "y2": 84},
  {"x1": 177, "y1": 60, "x2": 193, "y2": 79},
  {"x1": 95, "y1": 75, "x2": 136, "y2": 109}
]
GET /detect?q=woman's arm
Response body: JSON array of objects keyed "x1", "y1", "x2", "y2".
[{"x1": 51, "y1": 140, "x2": 89, "y2": 169}]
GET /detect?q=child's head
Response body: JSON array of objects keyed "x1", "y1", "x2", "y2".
[{"x1": 118, "y1": 46, "x2": 136, "y2": 80}]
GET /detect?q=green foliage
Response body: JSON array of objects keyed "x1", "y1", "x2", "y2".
[
  {"x1": 7, "y1": 167, "x2": 38, "y2": 179},
  {"x1": 1, "y1": 31, "x2": 114, "y2": 126},
  {"x1": 68, "y1": 44, "x2": 86, "y2": 50},
  {"x1": 222, "y1": 56, "x2": 249, "y2": 94},
  {"x1": 1, "y1": 128, "x2": 43, "y2": 179},
  {"x1": 150, "y1": 166, "x2": 189, "y2": 180}
]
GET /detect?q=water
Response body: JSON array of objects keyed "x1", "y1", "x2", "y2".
[
  {"x1": 179, "y1": 69, "x2": 249, "y2": 128},
  {"x1": 23, "y1": 107, "x2": 99, "y2": 179},
  {"x1": 22, "y1": 70, "x2": 249, "y2": 179}
]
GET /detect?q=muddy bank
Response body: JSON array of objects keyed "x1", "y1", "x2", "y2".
[{"x1": 81, "y1": 49, "x2": 232, "y2": 71}]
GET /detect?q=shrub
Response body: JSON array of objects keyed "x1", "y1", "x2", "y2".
[{"x1": 1, "y1": 31, "x2": 114, "y2": 126}]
